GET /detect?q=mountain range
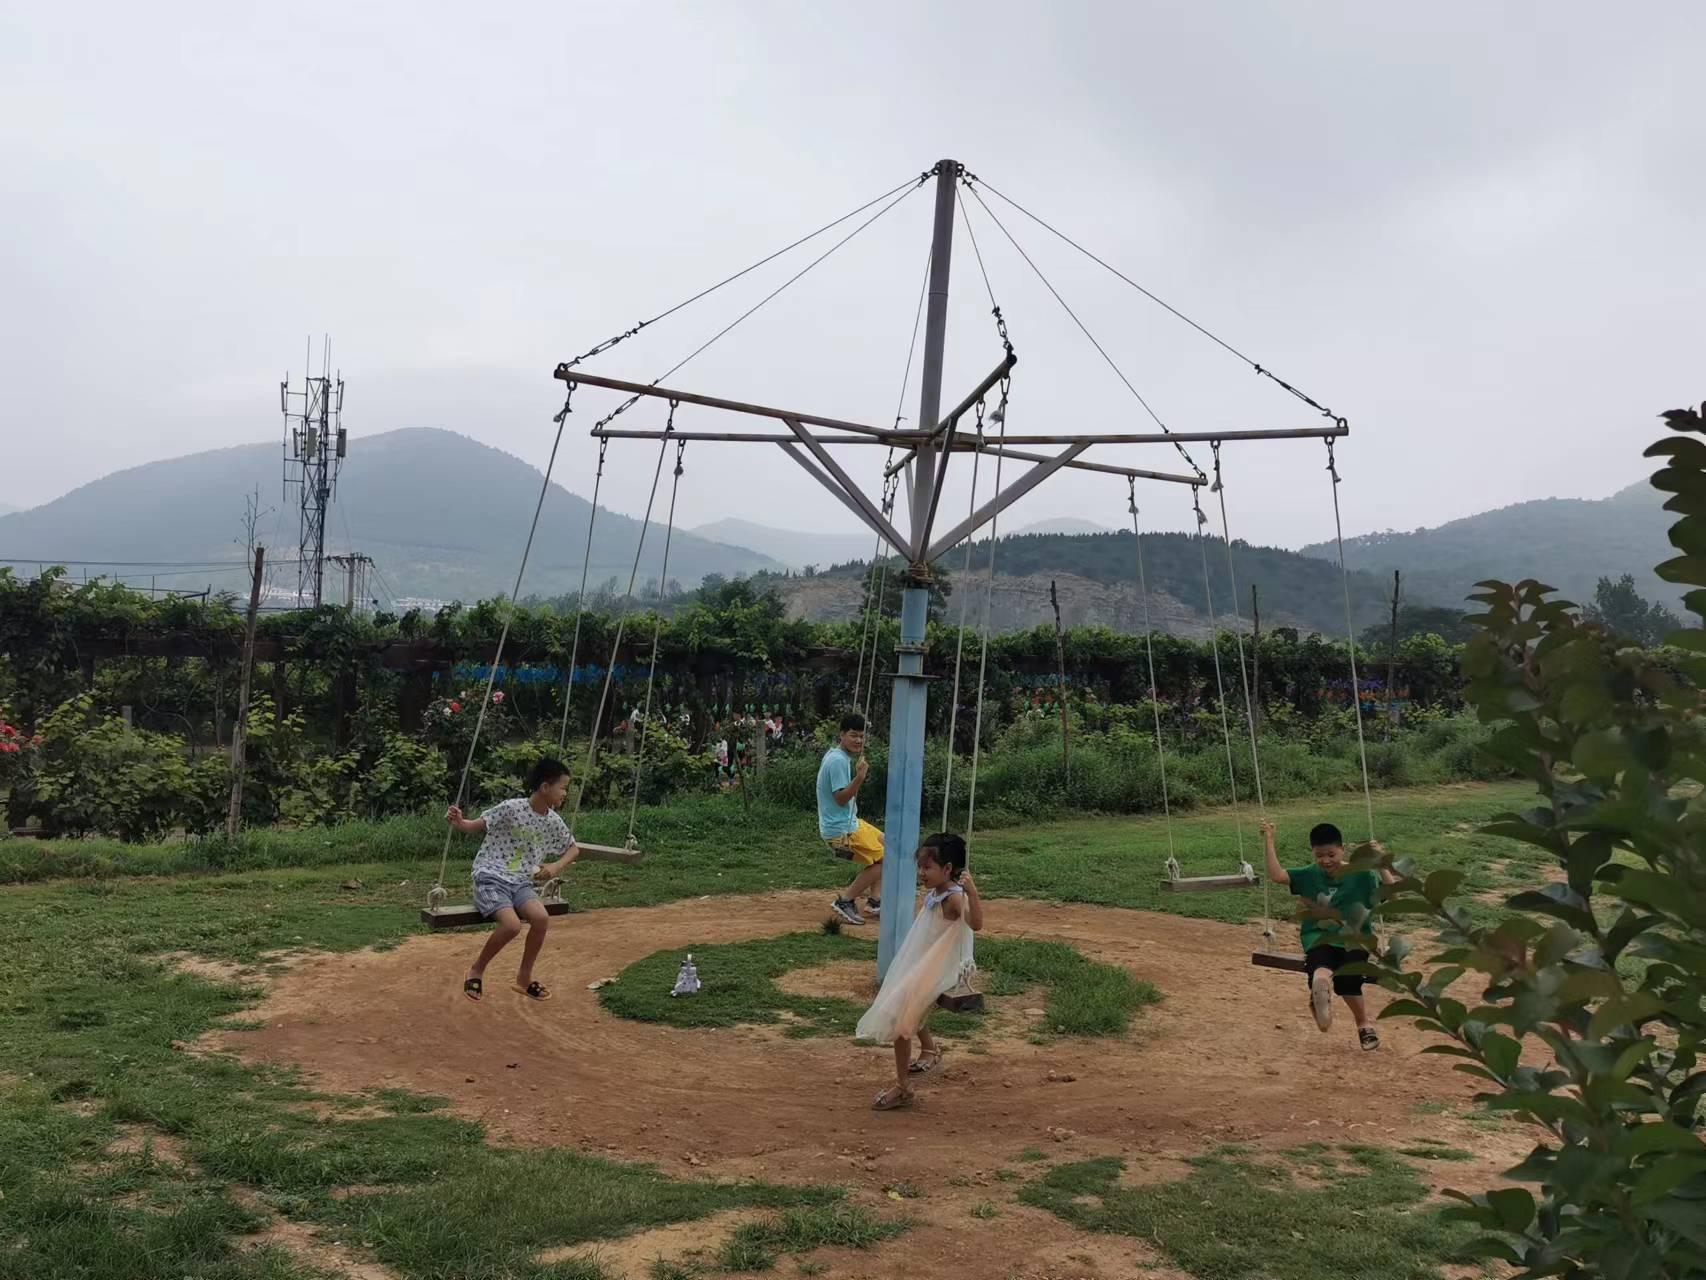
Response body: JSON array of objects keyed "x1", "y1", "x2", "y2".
[
  {"x1": 0, "y1": 429, "x2": 780, "y2": 605},
  {"x1": 688, "y1": 515, "x2": 1114, "y2": 572},
  {"x1": 1297, "y1": 482, "x2": 1677, "y2": 609},
  {"x1": 2, "y1": 429, "x2": 1677, "y2": 633}
]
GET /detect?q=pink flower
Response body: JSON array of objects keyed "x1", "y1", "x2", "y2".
[
  {"x1": 449, "y1": 701, "x2": 462, "y2": 714},
  {"x1": 492, "y1": 691, "x2": 505, "y2": 704},
  {"x1": 0, "y1": 742, "x2": 17, "y2": 754}
]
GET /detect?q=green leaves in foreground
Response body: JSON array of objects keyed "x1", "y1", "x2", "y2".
[{"x1": 1367, "y1": 400, "x2": 1706, "y2": 1279}]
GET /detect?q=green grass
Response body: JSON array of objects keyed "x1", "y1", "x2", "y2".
[
  {"x1": 0, "y1": 780, "x2": 1538, "y2": 1280},
  {"x1": 713, "y1": 1206, "x2": 908, "y2": 1273},
  {"x1": 597, "y1": 931, "x2": 1159, "y2": 1040},
  {"x1": 1020, "y1": 1147, "x2": 1476, "y2": 1280}
]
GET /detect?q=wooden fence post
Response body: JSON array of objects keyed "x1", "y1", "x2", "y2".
[{"x1": 227, "y1": 546, "x2": 265, "y2": 839}]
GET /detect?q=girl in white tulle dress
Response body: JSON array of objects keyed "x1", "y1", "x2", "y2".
[{"x1": 855, "y1": 832, "x2": 984, "y2": 1110}]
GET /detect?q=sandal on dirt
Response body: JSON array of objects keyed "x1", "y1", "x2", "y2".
[
  {"x1": 463, "y1": 977, "x2": 483, "y2": 1002},
  {"x1": 514, "y1": 981, "x2": 552, "y2": 1001},
  {"x1": 872, "y1": 1086, "x2": 914, "y2": 1111},
  {"x1": 908, "y1": 1051, "x2": 943, "y2": 1076}
]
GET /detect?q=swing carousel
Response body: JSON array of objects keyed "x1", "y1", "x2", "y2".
[{"x1": 419, "y1": 159, "x2": 1381, "y2": 979}]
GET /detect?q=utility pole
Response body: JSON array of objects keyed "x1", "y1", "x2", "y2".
[
  {"x1": 878, "y1": 158, "x2": 959, "y2": 978},
  {"x1": 227, "y1": 545, "x2": 265, "y2": 838},
  {"x1": 1049, "y1": 579, "x2": 1070, "y2": 772},
  {"x1": 1249, "y1": 583, "x2": 1262, "y2": 735},
  {"x1": 327, "y1": 553, "x2": 372, "y2": 614},
  {"x1": 1387, "y1": 569, "x2": 1402, "y2": 737},
  {"x1": 281, "y1": 339, "x2": 347, "y2": 609}
]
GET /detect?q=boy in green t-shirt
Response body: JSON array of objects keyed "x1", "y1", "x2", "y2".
[{"x1": 1262, "y1": 820, "x2": 1394, "y2": 1050}]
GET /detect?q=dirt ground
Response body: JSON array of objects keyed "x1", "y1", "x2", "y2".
[{"x1": 207, "y1": 892, "x2": 1527, "y2": 1279}]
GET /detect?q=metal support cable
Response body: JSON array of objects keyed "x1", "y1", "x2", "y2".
[
  {"x1": 570, "y1": 422, "x2": 676, "y2": 828},
  {"x1": 559, "y1": 172, "x2": 928, "y2": 374},
  {"x1": 965, "y1": 173, "x2": 1347, "y2": 428},
  {"x1": 626, "y1": 439, "x2": 687, "y2": 845},
  {"x1": 1327, "y1": 439, "x2": 1377, "y2": 842},
  {"x1": 1128, "y1": 480, "x2": 1176, "y2": 866},
  {"x1": 959, "y1": 179, "x2": 1203, "y2": 482},
  {"x1": 593, "y1": 182, "x2": 923, "y2": 432},
  {"x1": 1193, "y1": 487, "x2": 1246, "y2": 866},
  {"x1": 557, "y1": 436, "x2": 608, "y2": 752},
  {"x1": 941, "y1": 416, "x2": 986, "y2": 830},
  {"x1": 432, "y1": 385, "x2": 577, "y2": 903}
]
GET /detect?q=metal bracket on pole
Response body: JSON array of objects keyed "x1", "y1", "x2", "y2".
[{"x1": 780, "y1": 418, "x2": 911, "y2": 555}]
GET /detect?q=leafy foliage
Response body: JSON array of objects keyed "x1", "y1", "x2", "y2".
[
  {"x1": 1368, "y1": 401, "x2": 1706, "y2": 1278},
  {"x1": 1583, "y1": 573, "x2": 1683, "y2": 648}
]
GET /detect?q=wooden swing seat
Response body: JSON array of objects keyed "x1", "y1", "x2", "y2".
[
  {"x1": 1250, "y1": 950, "x2": 1308, "y2": 973},
  {"x1": 576, "y1": 841, "x2": 646, "y2": 865},
  {"x1": 1159, "y1": 873, "x2": 1258, "y2": 893},
  {"x1": 420, "y1": 900, "x2": 573, "y2": 930},
  {"x1": 419, "y1": 842, "x2": 644, "y2": 929},
  {"x1": 936, "y1": 989, "x2": 985, "y2": 1013}
]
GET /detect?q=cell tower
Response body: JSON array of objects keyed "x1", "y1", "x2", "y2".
[{"x1": 279, "y1": 338, "x2": 347, "y2": 608}]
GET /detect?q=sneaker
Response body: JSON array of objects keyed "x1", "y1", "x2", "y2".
[
  {"x1": 1358, "y1": 1026, "x2": 1380, "y2": 1051},
  {"x1": 831, "y1": 898, "x2": 866, "y2": 926},
  {"x1": 1309, "y1": 971, "x2": 1334, "y2": 1033},
  {"x1": 865, "y1": 897, "x2": 882, "y2": 917}
]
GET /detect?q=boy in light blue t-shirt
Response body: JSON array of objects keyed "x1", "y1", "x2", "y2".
[{"x1": 817, "y1": 712, "x2": 884, "y2": 925}]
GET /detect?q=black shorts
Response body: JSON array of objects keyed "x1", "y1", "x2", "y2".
[{"x1": 1304, "y1": 945, "x2": 1369, "y2": 997}]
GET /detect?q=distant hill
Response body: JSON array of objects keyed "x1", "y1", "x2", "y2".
[
  {"x1": 1006, "y1": 517, "x2": 1111, "y2": 537},
  {"x1": 1298, "y1": 481, "x2": 1676, "y2": 609},
  {"x1": 0, "y1": 428, "x2": 781, "y2": 603},
  {"x1": 763, "y1": 529, "x2": 1418, "y2": 637},
  {"x1": 689, "y1": 518, "x2": 874, "y2": 572}
]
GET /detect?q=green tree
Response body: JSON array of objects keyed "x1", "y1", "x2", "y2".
[
  {"x1": 1360, "y1": 603, "x2": 1476, "y2": 650},
  {"x1": 1368, "y1": 400, "x2": 1706, "y2": 1277},
  {"x1": 1584, "y1": 573, "x2": 1682, "y2": 647},
  {"x1": 859, "y1": 562, "x2": 953, "y2": 622}
]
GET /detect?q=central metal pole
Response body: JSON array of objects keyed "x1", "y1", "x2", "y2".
[{"x1": 879, "y1": 158, "x2": 959, "y2": 979}]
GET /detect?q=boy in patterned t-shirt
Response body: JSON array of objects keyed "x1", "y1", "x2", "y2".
[{"x1": 446, "y1": 757, "x2": 579, "y2": 1002}]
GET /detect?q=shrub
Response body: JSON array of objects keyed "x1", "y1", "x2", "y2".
[
  {"x1": 33, "y1": 696, "x2": 199, "y2": 841},
  {"x1": 1369, "y1": 401, "x2": 1706, "y2": 1277}
]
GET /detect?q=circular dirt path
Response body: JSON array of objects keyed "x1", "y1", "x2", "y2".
[{"x1": 210, "y1": 892, "x2": 1522, "y2": 1279}]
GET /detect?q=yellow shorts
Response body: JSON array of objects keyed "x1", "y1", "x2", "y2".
[{"x1": 826, "y1": 819, "x2": 884, "y2": 867}]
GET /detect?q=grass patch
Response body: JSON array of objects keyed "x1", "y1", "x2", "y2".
[
  {"x1": 714, "y1": 1206, "x2": 908, "y2": 1272},
  {"x1": 1020, "y1": 1147, "x2": 1473, "y2": 1280},
  {"x1": 598, "y1": 932, "x2": 1158, "y2": 1040},
  {"x1": 1016, "y1": 1148, "x2": 1047, "y2": 1163},
  {"x1": 1398, "y1": 1143, "x2": 1475, "y2": 1163}
]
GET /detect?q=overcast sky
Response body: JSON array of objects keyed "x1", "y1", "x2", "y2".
[{"x1": 3, "y1": 1, "x2": 1702, "y2": 554}]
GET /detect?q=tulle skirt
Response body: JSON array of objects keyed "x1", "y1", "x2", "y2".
[{"x1": 854, "y1": 907, "x2": 974, "y2": 1044}]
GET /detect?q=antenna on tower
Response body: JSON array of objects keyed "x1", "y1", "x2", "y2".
[{"x1": 280, "y1": 336, "x2": 348, "y2": 608}]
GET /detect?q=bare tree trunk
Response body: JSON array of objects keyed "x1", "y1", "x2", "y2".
[
  {"x1": 1387, "y1": 569, "x2": 1402, "y2": 739},
  {"x1": 1049, "y1": 579, "x2": 1070, "y2": 774},
  {"x1": 1250, "y1": 583, "x2": 1262, "y2": 736},
  {"x1": 227, "y1": 546, "x2": 265, "y2": 839}
]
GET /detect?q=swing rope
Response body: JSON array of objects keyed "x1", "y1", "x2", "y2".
[
  {"x1": 963, "y1": 374, "x2": 1013, "y2": 847},
  {"x1": 1127, "y1": 480, "x2": 1177, "y2": 878},
  {"x1": 570, "y1": 415, "x2": 677, "y2": 830},
  {"x1": 940, "y1": 409, "x2": 987, "y2": 831},
  {"x1": 626, "y1": 439, "x2": 687, "y2": 847},
  {"x1": 851, "y1": 240, "x2": 931, "y2": 722},
  {"x1": 1192, "y1": 485, "x2": 1248, "y2": 874},
  {"x1": 556, "y1": 439, "x2": 609, "y2": 752},
  {"x1": 1326, "y1": 439, "x2": 1377, "y2": 843},
  {"x1": 1207, "y1": 444, "x2": 1268, "y2": 938},
  {"x1": 430, "y1": 383, "x2": 579, "y2": 907}
]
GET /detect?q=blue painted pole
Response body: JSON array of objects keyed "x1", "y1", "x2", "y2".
[{"x1": 878, "y1": 581, "x2": 930, "y2": 978}]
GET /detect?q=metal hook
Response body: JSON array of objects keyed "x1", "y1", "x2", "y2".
[
  {"x1": 552, "y1": 381, "x2": 577, "y2": 424},
  {"x1": 1127, "y1": 477, "x2": 1138, "y2": 517},
  {"x1": 1210, "y1": 440, "x2": 1224, "y2": 494}
]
